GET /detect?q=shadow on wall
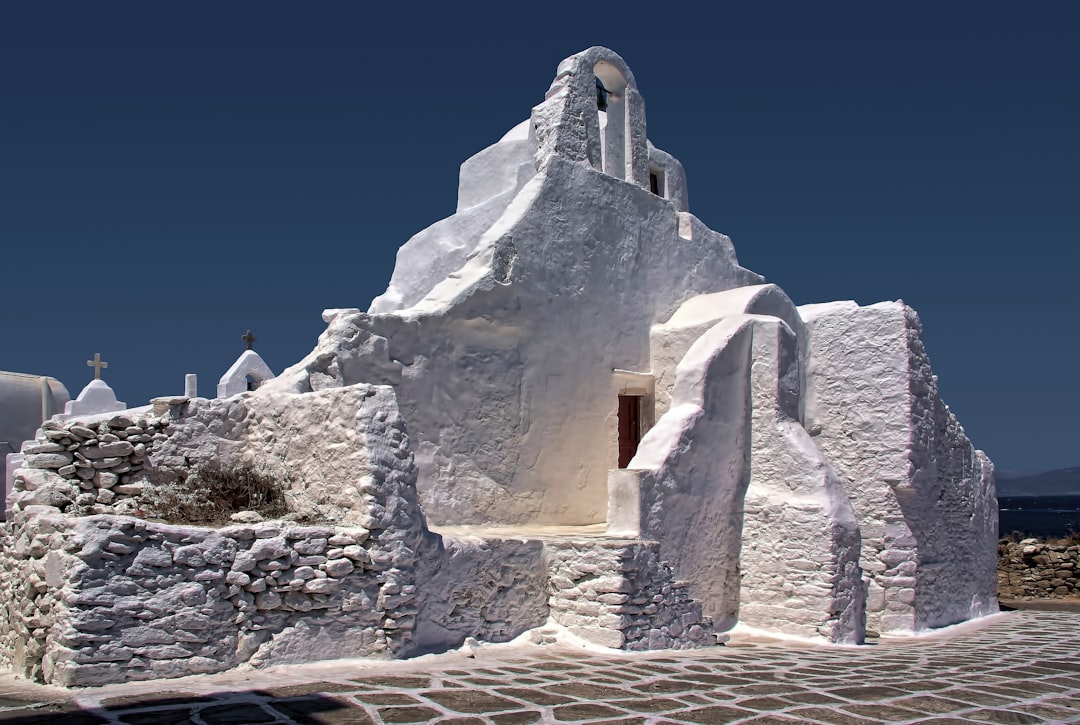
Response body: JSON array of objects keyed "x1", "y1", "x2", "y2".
[{"x1": 896, "y1": 327, "x2": 997, "y2": 631}]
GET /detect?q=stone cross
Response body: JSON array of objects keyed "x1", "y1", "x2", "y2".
[
  {"x1": 242, "y1": 330, "x2": 256, "y2": 351},
  {"x1": 87, "y1": 353, "x2": 108, "y2": 380}
]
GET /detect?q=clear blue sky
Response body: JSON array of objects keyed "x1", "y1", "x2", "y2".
[{"x1": 2, "y1": 3, "x2": 1077, "y2": 473}]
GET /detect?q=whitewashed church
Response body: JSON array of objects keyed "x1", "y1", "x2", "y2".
[{"x1": 0, "y1": 47, "x2": 997, "y2": 686}]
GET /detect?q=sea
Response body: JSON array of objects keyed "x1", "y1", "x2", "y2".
[{"x1": 998, "y1": 495, "x2": 1080, "y2": 538}]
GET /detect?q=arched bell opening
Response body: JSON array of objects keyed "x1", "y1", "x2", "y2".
[{"x1": 594, "y1": 61, "x2": 629, "y2": 180}]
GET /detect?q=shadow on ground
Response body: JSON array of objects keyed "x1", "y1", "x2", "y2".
[{"x1": 0, "y1": 690, "x2": 359, "y2": 725}]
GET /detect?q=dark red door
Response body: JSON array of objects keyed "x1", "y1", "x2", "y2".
[{"x1": 618, "y1": 395, "x2": 641, "y2": 468}]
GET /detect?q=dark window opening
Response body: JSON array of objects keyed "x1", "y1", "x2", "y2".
[
  {"x1": 246, "y1": 375, "x2": 258, "y2": 392},
  {"x1": 618, "y1": 394, "x2": 642, "y2": 468},
  {"x1": 649, "y1": 167, "x2": 665, "y2": 197}
]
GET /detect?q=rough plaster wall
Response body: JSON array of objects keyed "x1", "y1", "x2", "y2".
[
  {"x1": 631, "y1": 317, "x2": 754, "y2": 631},
  {"x1": 267, "y1": 45, "x2": 763, "y2": 527},
  {"x1": 631, "y1": 314, "x2": 864, "y2": 643},
  {"x1": 370, "y1": 132, "x2": 536, "y2": 315},
  {"x1": 531, "y1": 48, "x2": 631, "y2": 176},
  {"x1": 650, "y1": 285, "x2": 803, "y2": 421},
  {"x1": 648, "y1": 289, "x2": 865, "y2": 641},
  {"x1": 738, "y1": 317, "x2": 864, "y2": 644},
  {"x1": 456, "y1": 133, "x2": 535, "y2": 212},
  {"x1": 646, "y1": 143, "x2": 688, "y2": 213},
  {"x1": 800, "y1": 301, "x2": 997, "y2": 634},
  {"x1": 269, "y1": 155, "x2": 760, "y2": 527}
]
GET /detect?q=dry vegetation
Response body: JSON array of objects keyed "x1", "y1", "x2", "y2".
[{"x1": 141, "y1": 461, "x2": 289, "y2": 525}]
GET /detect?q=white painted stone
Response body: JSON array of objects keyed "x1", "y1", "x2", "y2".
[
  {"x1": 737, "y1": 316, "x2": 864, "y2": 643},
  {"x1": 648, "y1": 284, "x2": 805, "y2": 421},
  {"x1": 0, "y1": 47, "x2": 1000, "y2": 684},
  {"x1": 216, "y1": 349, "x2": 275, "y2": 399},
  {"x1": 628, "y1": 317, "x2": 755, "y2": 633},
  {"x1": 623, "y1": 311, "x2": 864, "y2": 643},
  {"x1": 267, "y1": 46, "x2": 762, "y2": 526},
  {"x1": 799, "y1": 300, "x2": 998, "y2": 634}
]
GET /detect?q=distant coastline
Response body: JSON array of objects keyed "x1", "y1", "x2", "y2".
[
  {"x1": 996, "y1": 466, "x2": 1080, "y2": 498},
  {"x1": 999, "y1": 495, "x2": 1080, "y2": 538}
]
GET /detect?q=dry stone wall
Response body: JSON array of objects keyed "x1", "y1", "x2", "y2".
[
  {"x1": 0, "y1": 512, "x2": 415, "y2": 686},
  {"x1": 545, "y1": 539, "x2": 715, "y2": 651},
  {"x1": 999, "y1": 538, "x2": 1080, "y2": 599},
  {"x1": 0, "y1": 381, "x2": 436, "y2": 688},
  {"x1": 10, "y1": 414, "x2": 167, "y2": 518}
]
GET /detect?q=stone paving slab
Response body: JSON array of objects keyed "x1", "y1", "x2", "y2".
[{"x1": 0, "y1": 611, "x2": 1077, "y2": 724}]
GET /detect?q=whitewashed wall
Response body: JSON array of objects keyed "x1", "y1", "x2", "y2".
[
  {"x1": 267, "y1": 48, "x2": 761, "y2": 527},
  {"x1": 800, "y1": 301, "x2": 998, "y2": 634}
]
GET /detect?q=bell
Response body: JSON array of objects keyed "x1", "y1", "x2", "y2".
[{"x1": 595, "y1": 77, "x2": 609, "y2": 111}]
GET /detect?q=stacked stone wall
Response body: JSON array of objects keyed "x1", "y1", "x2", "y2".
[
  {"x1": 10, "y1": 414, "x2": 168, "y2": 518},
  {"x1": 998, "y1": 538, "x2": 1080, "y2": 600},
  {"x1": 740, "y1": 492, "x2": 865, "y2": 641},
  {"x1": 0, "y1": 508, "x2": 73, "y2": 683},
  {"x1": 0, "y1": 384, "x2": 558, "y2": 686},
  {"x1": 545, "y1": 539, "x2": 714, "y2": 651},
  {"x1": 0, "y1": 512, "x2": 422, "y2": 686},
  {"x1": 903, "y1": 307, "x2": 999, "y2": 629}
]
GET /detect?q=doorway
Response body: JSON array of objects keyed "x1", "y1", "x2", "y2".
[{"x1": 618, "y1": 394, "x2": 642, "y2": 468}]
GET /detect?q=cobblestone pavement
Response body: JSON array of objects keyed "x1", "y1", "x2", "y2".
[{"x1": 0, "y1": 610, "x2": 1078, "y2": 724}]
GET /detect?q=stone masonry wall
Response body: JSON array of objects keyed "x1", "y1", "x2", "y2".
[
  {"x1": 9, "y1": 414, "x2": 168, "y2": 518},
  {"x1": 0, "y1": 504, "x2": 552, "y2": 687},
  {"x1": 148, "y1": 388, "x2": 403, "y2": 526},
  {"x1": 2, "y1": 378, "x2": 725, "y2": 686},
  {"x1": 800, "y1": 301, "x2": 997, "y2": 635},
  {"x1": 545, "y1": 539, "x2": 715, "y2": 651},
  {"x1": 6, "y1": 385, "x2": 433, "y2": 528},
  {"x1": 904, "y1": 306, "x2": 998, "y2": 629},
  {"x1": 0, "y1": 512, "x2": 419, "y2": 686},
  {"x1": 998, "y1": 538, "x2": 1080, "y2": 600},
  {"x1": 0, "y1": 384, "x2": 551, "y2": 686}
]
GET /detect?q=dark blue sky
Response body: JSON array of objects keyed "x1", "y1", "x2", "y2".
[{"x1": 2, "y1": 4, "x2": 1077, "y2": 473}]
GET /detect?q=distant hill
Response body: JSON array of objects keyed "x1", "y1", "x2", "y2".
[{"x1": 997, "y1": 467, "x2": 1080, "y2": 497}]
